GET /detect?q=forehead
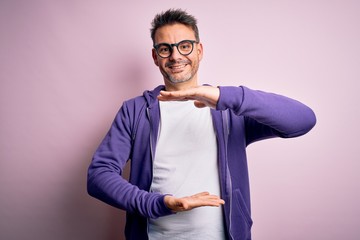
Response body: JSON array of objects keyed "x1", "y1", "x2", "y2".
[{"x1": 154, "y1": 23, "x2": 196, "y2": 44}]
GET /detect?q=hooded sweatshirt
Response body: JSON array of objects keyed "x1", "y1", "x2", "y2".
[{"x1": 87, "y1": 85, "x2": 316, "y2": 240}]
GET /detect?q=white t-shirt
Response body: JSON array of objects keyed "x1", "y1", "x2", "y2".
[{"x1": 148, "y1": 100, "x2": 225, "y2": 240}]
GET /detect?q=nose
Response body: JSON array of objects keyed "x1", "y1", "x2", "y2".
[{"x1": 169, "y1": 46, "x2": 183, "y2": 60}]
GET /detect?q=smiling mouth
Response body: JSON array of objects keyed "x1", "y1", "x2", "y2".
[{"x1": 168, "y1": 64, "x2": 187, "y2": 71}]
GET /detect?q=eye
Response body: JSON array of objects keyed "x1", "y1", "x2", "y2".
[
  {"x1": 158, "y1": 45, "x2": 170, "y2": 53},
  {"x1": 179, "y1": 42, "x2": 191, "y2": 50}
]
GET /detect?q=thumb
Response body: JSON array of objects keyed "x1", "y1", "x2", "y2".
[{"x1": 193, "y1": 100, "x2": 207, "y2": 108}]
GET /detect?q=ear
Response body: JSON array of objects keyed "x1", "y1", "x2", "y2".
[
  {"x1": 197, "y1": 42, "x2": 203, "y2": 61},
  {"x1": 152, "y1": 48, "x2": 159, "y2": 66}
]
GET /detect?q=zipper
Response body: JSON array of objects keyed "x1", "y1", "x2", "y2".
[
  {"x1": 131, "y1": 103, "x2": 147, "y2": 143},
  {"x1": 147, "y1": 107, "x2": 155, "y2": 161},
  {"x1": 146, "y1": 107, "x2": 153, "y2": 239},
  {"x1": 222, "y1": 110, "x2": 234, "y2": 240},
  {"x1": 226, "y1": 162, "x2": 234, "y2": 240}
]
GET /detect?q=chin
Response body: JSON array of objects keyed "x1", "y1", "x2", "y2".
[
  {"x1": 168, "y1": 74, "x2": 193, "y2": 84},
  {"x1": 168, "y1": 77, "x2": 191, "y2": 84}
]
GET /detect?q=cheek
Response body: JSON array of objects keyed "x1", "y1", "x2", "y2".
[
  {"x1": 154, "y1": 57, "x2": 160, "y2": 66},
  {"x1": 159, "y1": 60, "x2": 168, "y2": 68},
  {"x1": 152, "y1": 50, "x2": 160, "y2": 66}
]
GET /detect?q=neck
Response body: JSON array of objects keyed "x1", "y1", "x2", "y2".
[{"x1": 164, "y1": 78, "x2": 199, "y2": 91}]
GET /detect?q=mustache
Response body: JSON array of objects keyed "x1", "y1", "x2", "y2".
[{"x1": 165, "y1": 60, "x2": 191, "y2": 67}]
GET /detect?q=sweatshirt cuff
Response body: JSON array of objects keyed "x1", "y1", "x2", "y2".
[
  {"x1": 153, "y1": 195, "x2": 175, "y2": 218},
  {"x1": 217, "y1": 86, "x2": 245, "y2": 113}
]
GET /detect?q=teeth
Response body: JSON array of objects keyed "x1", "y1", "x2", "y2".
[{"x1": 170, "y1": 64, "x2": 186, "y2": 69}]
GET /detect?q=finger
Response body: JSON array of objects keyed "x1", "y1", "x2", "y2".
[
  {"x1": 196, "y1": 194, "x2": 225, "y2": 206},
  {"x1": 202, "y1": 195, "x2": 222, "y2": 200},
  {"x1": 158, "y1": 90, "x2": 184, "y2": 99},
  {"x1": 192, "y1": 191, "x2": 210, "y2": 197},
  {"x1": 193, "y1": 197, "x2": 225, "y2": 207},
  {"x1": 193, "y1": 100, "x2": 207, "y2": 108},
  {"x1": 160, "y1": 89, "x2": 195, "y2": 96},
  {"x1": 199, "y1": 195, "x2": 225, "y2": 204},
  {"x1": 192, "y1": 192, "x2": 224, "y2": 200},
  {"x1": 157, "y1": 93, "x2": 184, "y2": 101},
  {"x1": 173, "y1": 195, "x2": 225, "y2": 212},
  {"x1": 190, "y1": 192, "x2": 225, "y2": 205},
  {"x1": 159, "y1": 90, "x2": 197, "y2": 100}
]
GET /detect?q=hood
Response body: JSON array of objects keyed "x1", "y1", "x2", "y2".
[{"x1": 142, "y1": 85, "x2": 165, "y2": 108}]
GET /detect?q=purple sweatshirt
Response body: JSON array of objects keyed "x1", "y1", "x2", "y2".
[{"x1": 87, "y1": 85, "x2": 316, "y2": 240}]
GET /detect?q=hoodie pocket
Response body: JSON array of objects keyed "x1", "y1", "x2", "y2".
[{"x1": 232, "y1": 189, "x2": 253, "y2": 237}]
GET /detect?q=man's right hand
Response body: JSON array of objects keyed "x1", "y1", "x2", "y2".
[
  {"x1": 164, "y1": 192, "x2": 225, "y2": 212},
  {"x1": 158, "y1": 86, "x2": 220, "y2": 109}
]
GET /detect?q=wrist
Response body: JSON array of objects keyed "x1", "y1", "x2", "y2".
[{"x1": 163, "y1": 195, "x2": 176, "y2": 212}]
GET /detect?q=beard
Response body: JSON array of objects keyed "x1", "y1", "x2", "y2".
[{"x1": 161, "y1": 59, "x2": 199, "y2": 84}]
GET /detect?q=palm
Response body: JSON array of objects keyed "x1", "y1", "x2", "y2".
[{"x1": 164, "y1": 192, "x2": 225, "y2": 212}]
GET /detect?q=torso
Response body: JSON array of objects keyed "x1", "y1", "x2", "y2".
[{"x1": 148, "y1": 100, "x2": 225, "y2": 240}]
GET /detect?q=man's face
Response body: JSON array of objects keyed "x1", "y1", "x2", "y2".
[{"x1": 152, "y1": 23, "x2": 203, "y2": 88}]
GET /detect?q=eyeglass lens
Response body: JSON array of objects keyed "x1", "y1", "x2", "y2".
[{"x1": 156, "y1": 40, "x2": 195, "y2": 58}]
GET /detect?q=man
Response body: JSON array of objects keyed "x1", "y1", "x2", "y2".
[{"x1": 87, "y1": 9, "x2": 316, "y2": 240}]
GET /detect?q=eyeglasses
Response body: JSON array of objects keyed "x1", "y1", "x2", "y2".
[{"x1": 153, "y1": 40, "x2": 199, "y2": 58}]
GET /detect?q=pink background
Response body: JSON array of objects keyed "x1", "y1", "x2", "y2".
[{"x1": 1, "y1": 1, "x2": 359, "y2": 239}]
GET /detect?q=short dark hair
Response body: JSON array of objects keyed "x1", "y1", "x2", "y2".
[{"x1": 150, "y1": 9, "x2": 200, "y2": 44}]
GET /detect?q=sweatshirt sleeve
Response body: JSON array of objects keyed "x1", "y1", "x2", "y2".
[
  {"x1": 87, "y1": 102, "x2": 173, "y2": 219},
  {"x1": 216, "y1": 86, "x2": 316, "y2": 144}
]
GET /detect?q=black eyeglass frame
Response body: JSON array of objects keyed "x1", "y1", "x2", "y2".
[{"x1": 153, "y1": 40, "x2": 199, "y2": 58}]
